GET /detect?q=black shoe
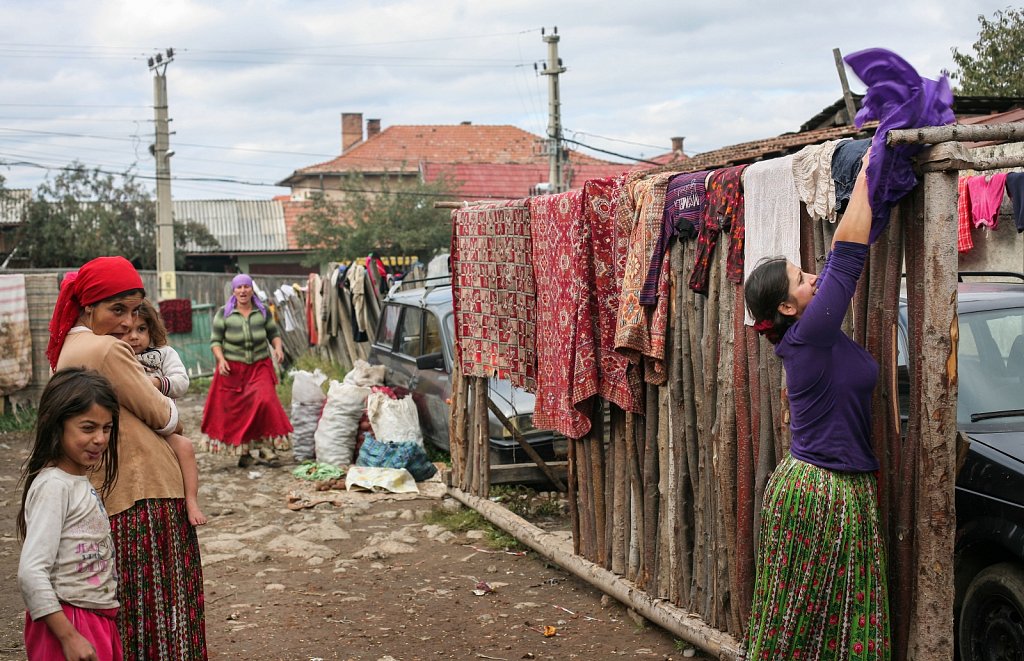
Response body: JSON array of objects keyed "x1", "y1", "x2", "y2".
[{"x1": 238, "y1": 454, "x2": 255, "y2": 468}]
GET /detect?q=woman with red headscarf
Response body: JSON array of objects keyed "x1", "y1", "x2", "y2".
[
  {"x1": 46, "y1": 255, "x2": 207, "y2": 659},
  {"x1": 201, "y1": 273, "x2": 292, "y2": 467}
]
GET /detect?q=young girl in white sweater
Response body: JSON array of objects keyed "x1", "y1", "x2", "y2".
[{"x1": 18, "y1": 368, "x2": 123, "y2": 661}]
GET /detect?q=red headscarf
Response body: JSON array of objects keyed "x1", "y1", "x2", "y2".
[{"x1": 46, "y1": 256, "x2": 145, "y2": 369}]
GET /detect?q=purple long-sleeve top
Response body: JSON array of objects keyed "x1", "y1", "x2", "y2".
[{"x1": 776, "y1": 241, "x2": 879, "y2": 472}]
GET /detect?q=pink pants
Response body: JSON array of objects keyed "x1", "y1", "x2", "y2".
[{"x1": 24, "y1": 604, "x2": 122, "y2": 661}]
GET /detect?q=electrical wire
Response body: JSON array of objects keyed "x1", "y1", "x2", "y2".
[{"x1": 559, "y1": 136, "x2": 662, "y2": 165}]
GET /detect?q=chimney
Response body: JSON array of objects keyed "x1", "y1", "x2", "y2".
[
  {"x1": 670, "y1": 136, "x2": 685, "y2": 154},
  {"x1": 341, "y1": 112, "x2": 363, "y2": 153},
  {"x1": 366, "y1": 118, "x2": 381, "y2": 139}
]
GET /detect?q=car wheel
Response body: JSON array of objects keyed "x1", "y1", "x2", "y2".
[{"x1": 959, "y1": 562, "x2": 1024, "y2": 661}]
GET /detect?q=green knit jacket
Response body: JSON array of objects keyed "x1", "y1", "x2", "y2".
[{"x1": 210, "y1": 306, "x2": 281, "y2": 364}]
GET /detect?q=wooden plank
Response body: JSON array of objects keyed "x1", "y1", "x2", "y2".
[
  {"x1": 485, "y1": 397, "x2": 567, "y2": 492},
  {"x1": 488, "y1": 461, "x2": 569, "y2": 486}
]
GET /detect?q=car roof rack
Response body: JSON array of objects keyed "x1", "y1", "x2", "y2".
[
  {"x1": 900, "y1": 271, "x2": 1024, "y2": 282},
  {"x1": 957, "y1": 271, "x2": 1024, "y2": 283},
  {"x1": 386, "y1": 275, "x2": 452, "y2": 304}
]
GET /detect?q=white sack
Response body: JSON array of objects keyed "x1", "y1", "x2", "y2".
[
  {"x1": 313, "y1": 380, "x2": 370, "y2": 467},
  {"x1": 366, "y1": 392, "x2": 423, "y2": 445}
]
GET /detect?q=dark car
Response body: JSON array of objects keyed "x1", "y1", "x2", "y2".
[
  {"x1": 897, "y1": 277, "x2": 1024, "y2": 661},
  {"x1": 368, "y1": 283, "x2": 567, "y2": 467}
]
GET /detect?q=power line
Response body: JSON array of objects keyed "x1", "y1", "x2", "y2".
[
  {"x1": 559, "y1": 137, "x2": 662, "y2": 165},
  {"x1": 567, "y1": 129, "x2": 671, "y2": 151}
]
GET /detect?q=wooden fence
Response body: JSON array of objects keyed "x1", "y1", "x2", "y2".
[{"x1": 448, "y1": 129, "x2": 1024, "y2": 660}]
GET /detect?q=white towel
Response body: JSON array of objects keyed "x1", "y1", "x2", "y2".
[
  {"x1": 792, "y1": 138, "x2": 848, "y2": 223},
  {"x1": 743, "y1": 156, "x2": 802, "y2": 325}
]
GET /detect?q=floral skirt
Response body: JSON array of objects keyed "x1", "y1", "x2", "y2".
[
  {"x1": 741, "y1": 455, "x2": 890, "y2": 660},
  {"x1": 200, "y1": 357, "x2": 292, "y2": 456},
  {"x1": 110, "y1": 498, "x2": 207, "y2": 660}
]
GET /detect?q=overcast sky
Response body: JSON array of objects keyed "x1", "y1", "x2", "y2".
[{"x1": 0, "y1": 0, "x2": 1011, "y2": 200}]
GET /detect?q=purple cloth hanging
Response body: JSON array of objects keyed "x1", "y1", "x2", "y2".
[{"x1": 844, "y1": 48, "x2": 955, "y2": 243}]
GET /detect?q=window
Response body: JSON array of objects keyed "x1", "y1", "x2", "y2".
[
  {"x1": 378, "y1": 304, "x2": 401, "y2": 348},
  {"x1": 398, "y1": 307, "x2": 423, "y2": 356},
  {"x1": 424, "y1": 312, "x2": 443, "y2": 355}
]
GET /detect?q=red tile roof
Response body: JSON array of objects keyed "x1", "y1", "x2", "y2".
[
  {"x1": 422, "y1": 162, "x2": 633, "y2": 200},
  {"x1": 279, "y1": 124, "x2": 618, "y2": 185}
]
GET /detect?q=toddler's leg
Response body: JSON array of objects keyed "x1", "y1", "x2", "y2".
[{"x1": 167, "y1": 433, "x2": 207, "y2": 526}]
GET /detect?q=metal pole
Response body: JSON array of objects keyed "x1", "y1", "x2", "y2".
[
  {"x1": 541, "y1": 28, "x2": 566, "y2": 193},
  {"x1": 151, "y1": 55, "x2": 176, "y2": 300}
]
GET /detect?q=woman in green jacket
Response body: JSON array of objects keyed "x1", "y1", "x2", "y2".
[{"x1": 201, "y1": 273, "x2": 292, "y2": 467}]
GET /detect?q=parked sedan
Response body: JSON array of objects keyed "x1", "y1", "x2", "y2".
[
  {"x1": 368, "y1": 284, "x2": 567, "y2": 467},
  {"x1": 897, "y1": 278, "x2": 1024, "y2": 661}
]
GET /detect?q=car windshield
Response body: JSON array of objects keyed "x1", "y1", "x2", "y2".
[
  {"x1": 899, "y1": 305, "x2": 1024, "y2": 426},
  {"x1": 956, "y1": 307, "x2": 1024, "y2": 424}
]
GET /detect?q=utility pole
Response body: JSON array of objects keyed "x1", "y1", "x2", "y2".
[
  {"x1": 540, "y1": 27, "x2": 567, "y2": 193},
  {"x1": 148, "y1": 48, "x2": 176, "y2": 300}
]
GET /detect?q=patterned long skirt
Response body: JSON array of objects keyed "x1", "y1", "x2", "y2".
[
  {"x1": 110, "y1": 498, "x2": 207, "y2": 660},
  {"x1": 741, "y1": 455, "x2": 890, "y2": 660}
]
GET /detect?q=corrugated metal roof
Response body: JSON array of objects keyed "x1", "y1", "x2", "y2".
[{"x1": 173, "y1": 199, "x2": 287, "y2": 253}]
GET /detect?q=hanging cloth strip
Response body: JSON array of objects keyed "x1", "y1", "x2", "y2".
[
  {"x1": 792, "y1": 139, "x2": 848, "y2": 223},
  {"x1": 640, "y1": 170, "x2": 710, "y2": 305},
  {"x1": 967, "y1": 173, "x2": 1008, "y2": 230},
  {"x1": 581, "y1": 177, "x2": 642, "y2": 413},
  {"x1": 957, "y1": 177, "x2": 974, "y2": 254},
  {"x1": 690, "y1": 164, "x2": 749, "y2": 295},
  {"x1": 614, "y1": 171, "x2": 675, "y2": 386},
  {"x1": 742, "y1": 156, "x2": 802, "y2": 325},
  {"x1": 844, "y1": 47, "x2": 955, "y2": 243},
  {"x1": 1006, "y1": 172, "x2": 1024, "y2": 233},
  {"x1": 450, "y1": 199, "x2": 537, "y2": 391},
  {"x1": 529, "y1": 189, "x2": 599, "y2": 438}
]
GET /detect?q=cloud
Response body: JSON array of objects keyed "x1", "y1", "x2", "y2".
[{"x1": 0, "y1": 0, "x2": 1012, "y2": 197}]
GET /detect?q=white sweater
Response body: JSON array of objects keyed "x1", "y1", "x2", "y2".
[
  {"x1": 18, "y1": 468, "x2": 119, "y2": 619},
  {"x1": 137, "y1": 345, "x2": 190, "y2": 399}
]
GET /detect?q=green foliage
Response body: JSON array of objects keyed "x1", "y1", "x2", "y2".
[
  {"x1": 490, "y1": 484, "x2": 566, "y2": 518},
  {"x1": 0, "y1": 407, "x2": 37, "y2": 433},
  {"x1": 951, "y1": 7, "x2": 1024, "y2": 96},
  {"x1": 276, "y1": 351, "x2": 348, "y2": 409},
  {"x1": 293, "y1": 171, "x2": 458, "y2": 265},
  {"x1": 423, "y1": 505, "x2": 526, "y2": 551},
  {"x1": 16, "y1": 162, "x2": 219, "y2": 268}
]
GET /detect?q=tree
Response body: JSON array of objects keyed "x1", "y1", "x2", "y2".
[
  {"x1": 951, "y1": 7, "x2": 1024, "y2": 96},
  {"x1": 294, "y1": 171, "x2": 458, "y2": 266},
  {"x1": 16, "y1": 162, "x2": 218, "y2": 268}
]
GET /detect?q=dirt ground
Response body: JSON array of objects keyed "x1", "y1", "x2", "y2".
[{"x1": 0, "y1": 393, "x2": 705, "y2": 661}]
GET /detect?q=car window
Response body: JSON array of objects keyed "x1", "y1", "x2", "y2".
[
  {"x1": 398, "y1": 307, "x2": 423, "y2": 356},
  {"x1": 424, "y1": 311, "x2": 443, "y2": 355},
  {"x1": 378, "y1": 304, "x2": 401, "y2": 349},
  {"x1": 958, "y1": 308, "x2": 1024, "y2": 423}
]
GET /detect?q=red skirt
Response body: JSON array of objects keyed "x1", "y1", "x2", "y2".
[
  {"x1": 201, "y1": 357, "x2": 292, "y2": 449},
  {"x1": 25, "y1": 604, "x2": 122, "y2": 661}
]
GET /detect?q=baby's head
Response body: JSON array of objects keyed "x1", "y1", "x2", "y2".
[{"x1": 126, "y1": 299, "x2": 168, "y2": 354}]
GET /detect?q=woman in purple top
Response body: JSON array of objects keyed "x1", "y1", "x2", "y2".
[{"x1": 740, "y1": 153, "x2": 889, "y2": 661}]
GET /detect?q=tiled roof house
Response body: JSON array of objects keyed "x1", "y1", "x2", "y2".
[{"x1": 277, "y1": 113, "x2": 631, "y2": 201}]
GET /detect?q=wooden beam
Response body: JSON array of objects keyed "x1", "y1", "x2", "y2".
[
  {"x1": 905, "y1": 161, "x2": 958, "y2": 660},
  {"x1": 448, "y1": 486, "x2": 743, "y2": 661},
  {"x1": 488, "y1": 461, "x2": 568, "y2": 486},
  {"x1": 485, "y1": 396, "x2": 567, "y2": 492},
  {"x1": 887, "y1": 122, "x2": 1024, "y2": 146}
]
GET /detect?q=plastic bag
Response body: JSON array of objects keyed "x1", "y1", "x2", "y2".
[
  {"x1": 313, "y1": 380, "x2": 371, "y2": 467},
  {"x1": 356, "y1": 433, "x2": 436, "y2": 482},
  {"x1": 366, "y1": 392, "x2": 423, "y2": 445},
  {"x1": 344, "y1": 359, "x2": 387, "y2": 388},
  {"x1": 345, "y1": 466, "x2": 419, "y2": 494}
]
